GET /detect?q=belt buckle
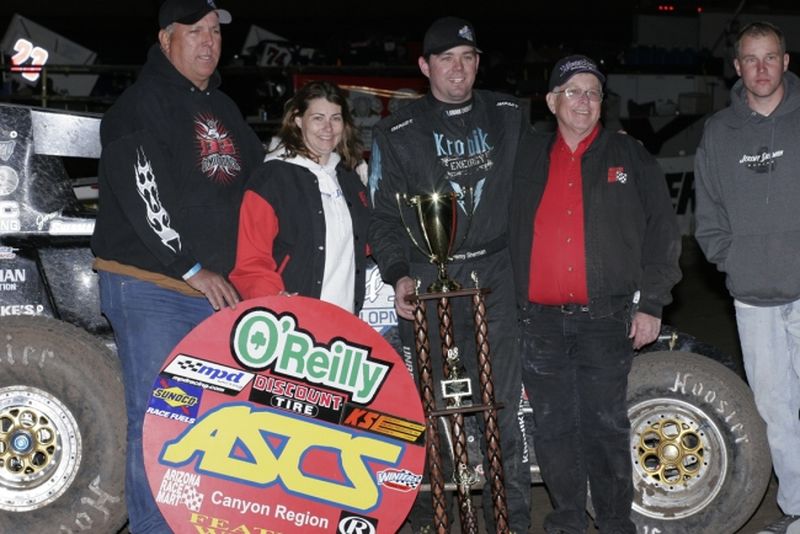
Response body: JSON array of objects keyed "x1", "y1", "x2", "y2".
[{"x1": 559, "y1": 304, "x2": 588, "y2": 314}]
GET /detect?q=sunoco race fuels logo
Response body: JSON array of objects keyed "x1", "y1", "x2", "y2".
[{"x1": 163, "y1": 354, "x2": 253, "y2": 395}]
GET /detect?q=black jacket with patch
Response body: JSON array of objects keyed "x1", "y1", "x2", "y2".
[
  {"x1": 511, "y1": 127, "x2": 681, "y2": 318},
  {"x1": 92, "y1": 44, "x2": 264, "y2": 279}
]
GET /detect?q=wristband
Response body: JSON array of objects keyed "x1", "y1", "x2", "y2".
[{"x1": 182, "y1": 262, "x2": 202, "y2": 280}]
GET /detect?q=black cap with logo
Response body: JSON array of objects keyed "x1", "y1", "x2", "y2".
[
  {"x1": 158, "y1": 0, "x2": 232, "y2": 30},
  {"x1": 548, "y1": 54, "x2": 606, "y2": 91},
  {"x1": 422, "y1": 17, "x2": 482, "y2": 56}
]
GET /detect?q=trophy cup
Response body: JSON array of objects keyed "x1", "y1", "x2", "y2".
[
  {"x1": 394, "y1": 190, "x2": 509, "y2": 533},
  {"x1": 395, "y1": 191, "x2": 472, "y2": 293}
]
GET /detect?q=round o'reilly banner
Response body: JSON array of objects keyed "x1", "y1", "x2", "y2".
[{"x1": 143, "y1": 296, "x2": 425, "y2": 533}]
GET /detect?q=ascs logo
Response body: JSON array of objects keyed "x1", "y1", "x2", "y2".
[{"x1": 338, "y1": 511, "x2": 378, "y2": 534}]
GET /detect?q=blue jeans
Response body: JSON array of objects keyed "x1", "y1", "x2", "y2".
[
  {"x1": 735, "y1": 299, "x2": 800, "y2": 516},
  {"x1": 98, "y1": 271, "x2": 214, "y2": 534},
  {"x1": 520, "y1": 304, "x2": 636, "y2": 534}
]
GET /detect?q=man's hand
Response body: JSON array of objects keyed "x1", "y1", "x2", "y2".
[
  {"x1": 186, "y1": 268, "x2": 240, "y2": 311},
  {"x1": 394, "y1": 276, "x2": 417, "y2": 320},
  {"x1": 629, "y1": 311, "x2": 661, "y2": 350}
]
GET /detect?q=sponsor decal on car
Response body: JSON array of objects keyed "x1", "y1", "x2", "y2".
[
  {"x1": 359, "y1": 263, "x2": 397, "y2": 335},
  {"x1": 0, "y1": 246, "x2": 17, "y2": 260}
]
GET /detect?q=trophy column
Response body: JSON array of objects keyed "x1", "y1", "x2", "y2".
[
  {"x1": 412, "y1": 286, "x2": 509, "y2": 534},
  {"x1": 395, "y1": 189, "x2": 507, "y2": 530}
]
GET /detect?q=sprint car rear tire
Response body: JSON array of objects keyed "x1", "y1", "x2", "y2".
[
  {"x1": 0, "y1": 316, "x2": 127, "y2": 533},
  {"x1": 626, "y1": 351, "x2": 771, "y2": 534}
]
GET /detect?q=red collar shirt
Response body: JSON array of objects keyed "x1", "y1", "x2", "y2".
[{"x1": 529, "y1": 125, "x2": 600, "y2": 305}]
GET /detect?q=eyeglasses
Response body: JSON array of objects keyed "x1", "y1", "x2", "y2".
[{"x1": 552, "y1": 87, "x2": 604, "y2": 102}]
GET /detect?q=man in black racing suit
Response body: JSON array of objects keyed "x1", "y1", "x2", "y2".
[{"x1": 368, "y1": 16, "x2": 531, "y2": 533}]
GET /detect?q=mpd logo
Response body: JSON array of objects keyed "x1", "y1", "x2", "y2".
[
  {"x1": 163, "y1": 354, "x2": 254, "y2": 395},
  {"x1": 338, "y1": 511, "x2": 378, "y2": 534}
]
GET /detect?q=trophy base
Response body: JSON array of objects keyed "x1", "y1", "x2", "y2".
[
  {"x1": 428, "y1": 279, "x2": 462, "y2": 293},
  {"x1": 411, "y1": 286, "x2": 509, "y2": 533}
]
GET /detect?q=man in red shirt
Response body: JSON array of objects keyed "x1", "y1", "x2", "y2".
[{"x1": 510, "y1": 55, "x2": 681, "y2": 533}]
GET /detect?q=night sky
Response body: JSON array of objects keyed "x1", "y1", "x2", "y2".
[
  {"x1": 2, "y1": 0, "x2": 799, "y2": 119},
  {"x1": 1, "y1": 0, "x2": 769, "y2": 66}
]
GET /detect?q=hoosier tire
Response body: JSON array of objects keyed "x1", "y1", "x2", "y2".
[
  {"x1": 0, "y1": 316, "x2": 127, "y2": 533},
  {"x1": 627, "y1": 351, "x2": 771, "y2": 534}
]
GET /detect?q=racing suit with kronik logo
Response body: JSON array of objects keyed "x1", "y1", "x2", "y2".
[{"x1": 368, "y1": 90, "x2": 531, "y2": 532}]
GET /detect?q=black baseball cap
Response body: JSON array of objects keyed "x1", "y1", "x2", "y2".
[
  {"x1": 548, "y1": 54, "x2": 606, "y2": 91},
  {"x1": 158, "y1": 0, "x2": 232, "y2": 30},
  {"x1": 423, "y1": 17, "x2": 481, "y2": 56}
]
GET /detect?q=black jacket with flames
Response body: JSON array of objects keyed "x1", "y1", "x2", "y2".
[{"x1": 92, "y1": 45, "x2": 264, "y2": 280}]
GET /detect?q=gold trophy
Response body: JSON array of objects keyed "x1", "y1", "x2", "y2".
[
  {"x1": 395, "y1": 190, "x2": 472, "y2": 293},
  {"x1": 394, "y1": 190, "x2": 509, "y2": 533}
]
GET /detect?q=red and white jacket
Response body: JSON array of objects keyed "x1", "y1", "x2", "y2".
[{"x1": 230, "y1": 150, "x2": 370, "y2": 313}]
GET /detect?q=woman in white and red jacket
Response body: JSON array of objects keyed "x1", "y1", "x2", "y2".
[{"x1": 230, "y1": 81, "x2": 370, "y2": 313}]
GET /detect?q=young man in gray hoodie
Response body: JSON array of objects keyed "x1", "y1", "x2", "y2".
[{"x1": 694, "y1": 21, "x2": 800, "y2": 534}]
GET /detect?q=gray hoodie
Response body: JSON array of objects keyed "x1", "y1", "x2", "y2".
[{"x1": 695, "y1": 71, "x2": 800, "y2": 305}]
